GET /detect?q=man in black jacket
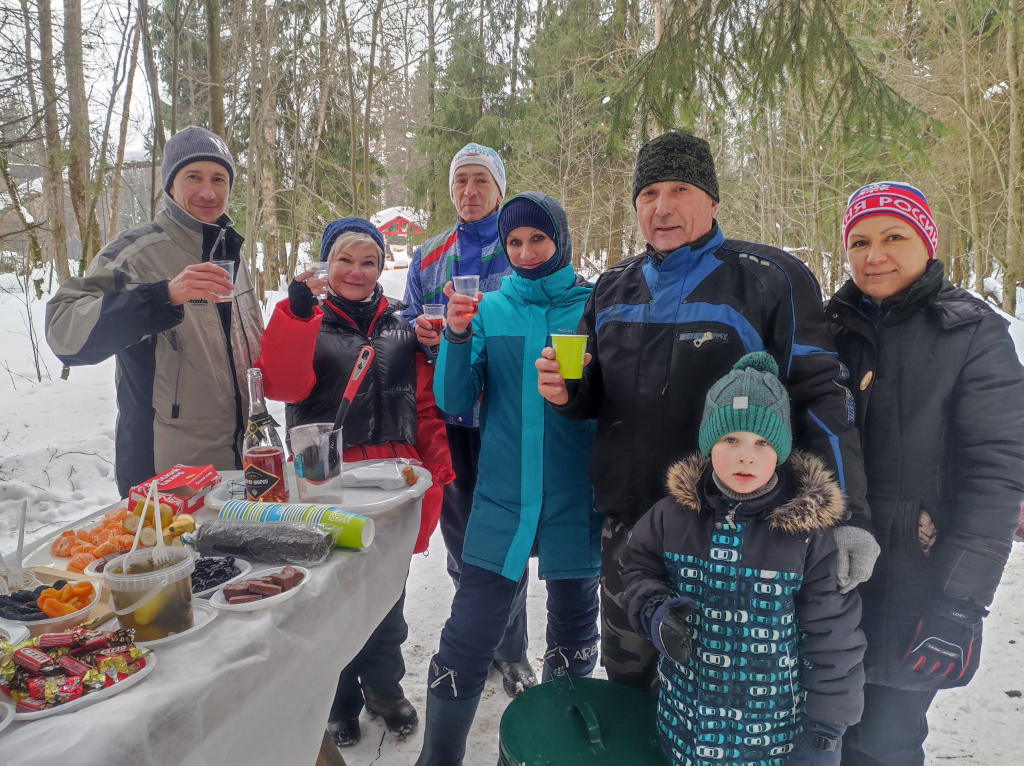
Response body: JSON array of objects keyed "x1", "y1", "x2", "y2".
[{"x1": 536, "y1": 131, "x2": 877, "y2": 691}]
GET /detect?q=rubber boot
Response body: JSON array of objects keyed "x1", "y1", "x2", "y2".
[
  {"x1": 542, "y1": 641, "x2": 600, "y2": 682},
  {"x1": 413, "y1": 691, "x2": 482, "y2": 766},
  {"x1": 363, "y1": 685, "x2": 418, "y2": 735}
]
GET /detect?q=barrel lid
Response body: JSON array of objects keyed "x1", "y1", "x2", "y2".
[{"x1": 498, "y1": 671, "x2": 667, "y2": 765}]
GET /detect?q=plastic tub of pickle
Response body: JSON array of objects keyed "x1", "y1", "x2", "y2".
[{"x1": 103, "y1": 549, "x2": 195, "y2": 642}]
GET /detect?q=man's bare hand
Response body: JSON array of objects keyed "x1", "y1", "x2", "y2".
[
  {"x1": 167, "y1": 263, "x2": 235, "y2": 305},
  {"x1": 536, "y1": 346, "x2": 592, "y2": 405}
]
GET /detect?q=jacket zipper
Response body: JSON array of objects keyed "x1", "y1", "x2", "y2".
[{"x1": 169, "y1": 329, "x2": 182, "y2": 419}]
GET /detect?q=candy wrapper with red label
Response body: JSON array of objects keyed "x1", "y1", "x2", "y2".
[{"x1": 1, "y1": 626, "x2": 149, "y2": 706}]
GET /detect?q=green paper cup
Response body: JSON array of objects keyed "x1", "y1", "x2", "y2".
[{"x1": 551, "y1": 334, "x2": 588, "y2": 379}]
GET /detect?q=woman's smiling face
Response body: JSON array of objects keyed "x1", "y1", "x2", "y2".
[{"x1": 846, "y1": 214, "x2": 930, "y2": 304}]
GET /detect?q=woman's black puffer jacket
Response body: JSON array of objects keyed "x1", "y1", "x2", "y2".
[{"x1": 826, "y1": 259, "x2": 1024, "y2": 689}]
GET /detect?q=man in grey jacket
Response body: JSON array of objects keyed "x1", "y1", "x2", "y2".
[{"x1": 46, "y1": 126, "x2": 264, "y2": 496}]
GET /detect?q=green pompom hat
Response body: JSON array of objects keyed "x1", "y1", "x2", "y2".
[{"x1": 698, "y1": 352, "x2": 792, "y2": 463}]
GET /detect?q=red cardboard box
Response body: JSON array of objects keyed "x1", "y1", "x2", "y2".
[{"x1": 129, "y1": 464, "x2": 222, "y2": 517}]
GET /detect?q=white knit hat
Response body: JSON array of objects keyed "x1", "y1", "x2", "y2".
[{"x1": 448, "y1": 143, "x2": 507, "y2": 197}]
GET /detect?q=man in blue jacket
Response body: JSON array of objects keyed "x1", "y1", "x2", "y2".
[
  {"x1": 536, "y1": 131, "x2": 878, "y2": 693},
  {"x1": 402, "y1": 143, "x2": 536, "y2": 695}
]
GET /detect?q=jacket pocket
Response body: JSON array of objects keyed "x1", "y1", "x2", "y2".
[{"x1": 900, "y1": 499, "x2": 937, "y2": 565}]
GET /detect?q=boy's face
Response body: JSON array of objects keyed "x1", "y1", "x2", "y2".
[{"x1": 710, "y1": 432, "x2": 778, "y2": 495}]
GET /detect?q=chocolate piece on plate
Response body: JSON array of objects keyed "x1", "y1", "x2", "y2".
[
  {"x1": 248, "y1": 581, "x2": 282, "y2": 597},
  {"x1": 227, "y1": 594, "x2": 263, "y2": 604},
  {"x1": 222, "y1": 583, "x2": 251, "y2": 600}
]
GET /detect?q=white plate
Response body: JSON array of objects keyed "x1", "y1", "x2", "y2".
[
  {"x1": 208, "y1": 567, "x2": 311, "y2": 612},
  {"x1": 202, "y1": 475, "x2": 248, "y2": 513},
  {"x1": 0, "y1": 703, "x2": 13, "y2": 736},
  {"x1": 0, "y1": 624, "x2": 30, "y2": 647},
  {"x1": 95, "y1": 600, "x2": 218, "y2": 648},
  {"x1": 4, "y1": 651, "x2": 157, "y2": 721},
  {"x1": 192, "y1": 557, "x2": 253, "y2": 599}
]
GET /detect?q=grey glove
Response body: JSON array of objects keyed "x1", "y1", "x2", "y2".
[{"x1": 833, "y1": 526, "x2": 880, "y2": 593}]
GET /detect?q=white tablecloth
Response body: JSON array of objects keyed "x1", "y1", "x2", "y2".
[{"x1": 1, "y1": 468, "x2": 428, "y2": 765}]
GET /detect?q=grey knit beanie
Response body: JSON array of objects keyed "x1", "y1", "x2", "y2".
[
  {"x1": 162, "y1": 126, "x2": 236, "y2": 192},
  {"x1": 698, "y1": 352, "x2": 792, "y2": 463},
  {"x1": 632, "y1": 132, "x2": 719, "y2": 207}
]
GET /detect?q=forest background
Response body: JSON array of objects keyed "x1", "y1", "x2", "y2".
[{"x1": 1, "y1": 0, "x2": 1023, "y2": 318}]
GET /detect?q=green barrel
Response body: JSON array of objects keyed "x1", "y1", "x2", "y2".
[{"x1": 498, "y1": 670, "x2": 668, "y2": 766}]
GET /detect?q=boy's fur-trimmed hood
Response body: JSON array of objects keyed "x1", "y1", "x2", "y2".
[{"x1": 665, "y1": 450, "x2": 846, "y2": 534}]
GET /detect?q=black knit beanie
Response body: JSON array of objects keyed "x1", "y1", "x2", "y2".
[
  {"x1": 162, "y1": 126, "x2": 236, "y2": 193},
  {"x1": 632, "y1": 132, "x2": 719, "y2": 207}
]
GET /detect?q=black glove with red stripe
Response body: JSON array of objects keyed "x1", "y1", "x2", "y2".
[{"x1": 903, "y1": 599, "x2": 986, "y2": 680}]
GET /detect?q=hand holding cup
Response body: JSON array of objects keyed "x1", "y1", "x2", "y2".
[
  {"x1": 443, "y1": 281, "x2": 480, "y2": 335},
  {"x1": 536, "y1": 346, "x2": 592, "y2": 406},
  {"x1": 168, "y1": 261, "x2": 235, "y2": 305}
]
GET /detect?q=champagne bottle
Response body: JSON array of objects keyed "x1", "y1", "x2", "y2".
[{"x1": 243, "y1": 368, "x2": 289, "y2": 502}]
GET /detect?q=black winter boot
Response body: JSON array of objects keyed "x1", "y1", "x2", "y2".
[
  {"x1": 493, "y1": 658, "x2": 538, "y2": 697},
  {"x1": 327, "y1": 718, "x2": 361, "y2": 747},
  {"x1": 413, "y1": 690, "x2": 482, "y2": 766},
  {"x1": 363, "y1": 685, "x2": 419, "y2": 735}
]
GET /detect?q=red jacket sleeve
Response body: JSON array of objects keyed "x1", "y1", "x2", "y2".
[
  {"x1": 256, "y1": 299, "x2": 324, "y2": 404},
  {"x1": 412, "y1": 352, "x2": 455, "y2": 554},
  {"x1": 414, "y1": 352, "x2": 454, "y2": 479}
]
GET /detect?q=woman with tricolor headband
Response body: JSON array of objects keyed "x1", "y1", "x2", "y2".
[{"x1": 826, "y1": 183, "x2": 1024, "y2": 765}]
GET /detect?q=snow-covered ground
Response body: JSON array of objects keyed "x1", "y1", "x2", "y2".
[{"x1": 1, "y1": 267, "x2": 1022, "y2": 764}]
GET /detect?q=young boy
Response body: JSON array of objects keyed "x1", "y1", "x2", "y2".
[{"x1": 623, "y1": 352, "x2": 866, "y2": 766}]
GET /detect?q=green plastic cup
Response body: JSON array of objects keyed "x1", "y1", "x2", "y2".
[{"x1": 551, "y1": 334, "x2": 588, "y2": 379}]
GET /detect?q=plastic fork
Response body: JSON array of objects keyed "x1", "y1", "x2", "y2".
[
  {"x1": 149, "y1": 485, "x2": 173, "y2": 569},
  {"x1": 124, "y1": 480, "x2": 156, "y2": 575},
  {"x1": 7, "y1": 500, "x2": 31, "y2": 591}
]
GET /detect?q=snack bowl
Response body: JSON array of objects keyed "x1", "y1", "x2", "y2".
[
  {"x1": 0, "y1": 622, "x2": 30, "y2": 647},
  {"x1": 0, "y1": 580, "x2": 102, "y2": 638},
  {"x1": 192, "y1": 556, "x2": 253, "y2": 599}
]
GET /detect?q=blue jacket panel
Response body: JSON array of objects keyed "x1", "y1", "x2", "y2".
[
  {"x1": 436, "y1": 263, "x2": 601, "y2": 582},
  {"x1": 402, "y1": 212, "x2": 512, "y2": 428}
]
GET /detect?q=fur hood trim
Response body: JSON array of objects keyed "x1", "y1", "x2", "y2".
[{"x1": 665, "y1": 450, "x2": 846, "y2": 534}]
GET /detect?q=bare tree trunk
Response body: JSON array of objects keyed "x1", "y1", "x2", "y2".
[
  {"x1": 138, "y1": 0, "x2": 165, "y2": 218},
  {"x1": 362, "y1": 0, "x2": 386, "y2": 215},
  {"x1": 340, "y1": 0, "x2": 359, "y2": 215},
  {"x1": 477, "y1": 0, "x2": 485, "y2": 120},
  {"x1": 244, "y1": 0, "x2": 264, "y2": 300},
  {"x1": 109, "y1": 23, "x2": 141, "y2": 239},
  {"x1": 89, "y1": 9, "x2": 135, "y2": 250},
  {"x1": 36, "y1": 0, "x2": 70, "y2": 280},
  {"x1": 1004, "y1": 5, "x2": 1022, "y2": 315},
  {"x1": 18, "y1": 0, "x2": 47, "y2": 279},
  {"x1": 510, "y1": 0, "x2": 522, "y2": 109},
  {"x1": 1, "y1": 151, "x2": 45, "y2": 299},
  {"x1": 426, "y1": 0, "x2": 438, "y2": 222},
  {"x1": 65, "y1": 0, "x2": 103, "y2": 270},
  {"x1": 205, "y1": 0, "x2": 225, "y2": 136}
]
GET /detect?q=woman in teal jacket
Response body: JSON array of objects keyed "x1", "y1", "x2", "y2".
[{"x1": 415, "y1": 193, "x2": 602, "y2": 766}]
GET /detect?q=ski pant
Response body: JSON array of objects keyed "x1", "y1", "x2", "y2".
[
  {"x1": 428, "y1": 563, "x2": 600, "y2": 701},
  {"x1": 600, "y1": 516, "x2": 660, "y2": 694},
  {"x1": 329, "y1": 588, "x2": 409, "y2": 721},
  {"x1": 841, "y1": 684, "x2": 937, "y2": 766},
  {"x1": 439, "y1": 422, "x2": 529, "y2": 662}
]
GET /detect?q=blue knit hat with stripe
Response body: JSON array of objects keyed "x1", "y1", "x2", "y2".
[
  {"x1": 698, "y1": 352, "x2": 792, "y2": 463},
  {"x1": 320, "y1": 218, "x2": 387, "y2": 273}
]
